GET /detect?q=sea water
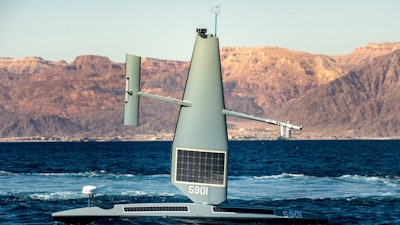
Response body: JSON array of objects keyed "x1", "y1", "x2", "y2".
[{"x1": 0, "y1": 140, "x2": 399, "y2": 224}]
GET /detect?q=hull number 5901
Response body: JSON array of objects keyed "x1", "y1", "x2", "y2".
[
  {"x1": 188, "y1": 186, "x2": 208, "y2": 195},
  {"x1": 283, "y1": 210, "x2": 303, "y2": 219}
]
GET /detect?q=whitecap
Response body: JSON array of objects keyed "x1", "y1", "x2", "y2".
[
  {"x1": 28, "y1": 192, "x2": 84, "y2": 200},
  {"x1": 253, "y1": 173, "x2": 307, "y2": 179},
  {"x1": 0, "y1": 170, "x2": 14, "y2": 176}
]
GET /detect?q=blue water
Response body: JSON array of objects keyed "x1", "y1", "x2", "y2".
[{"x1": 0, "y1": 140, "x2": 399, "y2": 224}]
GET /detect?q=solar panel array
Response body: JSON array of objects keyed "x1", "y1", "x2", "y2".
[
  {"x1": 124, "y1": 206, "x2": 189, "y2": 212},
  {"x1": 176, "y1": 148, "x2": 225, "y2": 185}
]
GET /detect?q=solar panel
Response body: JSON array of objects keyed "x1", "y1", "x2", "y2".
[
  {"x1": 213, "y1": 207, "x2": 274, "y2": 214},
  {"x1": 175, "y1": 148, "x2": 226, "y2": 186},
  {"x1": 124, "y1": 206, "x2": 189, "y2": 212}
]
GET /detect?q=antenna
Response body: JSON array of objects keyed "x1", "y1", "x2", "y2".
[{"x1": 211, "y1": 4, "x2": 221, "y2": 36}]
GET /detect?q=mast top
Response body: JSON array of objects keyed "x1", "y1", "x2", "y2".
[{"x1": 211, "y1": 4, "x2": 221, "y2": 36}]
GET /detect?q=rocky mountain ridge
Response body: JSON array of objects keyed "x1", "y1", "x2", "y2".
[
  {"x1": 275, "y1": 49, "x2": 400, "y2": 138},
  {"x1": 335, "y1": 42, "x2": 400, "y2": 71},
  {"x1": 0, "y1": 42, "x2": 399, "y2": 140}
]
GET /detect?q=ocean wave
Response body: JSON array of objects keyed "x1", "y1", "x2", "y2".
[
  {"x1": 0, "y1": 170, "x2": 15, "y2": 175},
  {"x1": 253, "y1": 173, "x2": 307, "y2": 179},
  {"x1": 1, "y1": 172, "x2": 399, "y2": 201},
  {"x1": 28, "y1": 192, "x2": 83, "y2": 201},
  {"x1": 0, "y1": 170, "x2": 170, "y2": 178},
  {"x1": 339, "y1": 174, "x2": 400, "y2": 183},
  {"x1": 248, "y1": 173, "x2": 399, "y2": 184},
  {"x1": 3, "y1": 171, "x2": 399, "y2": 183},
  {"x1": 27, "y1": 191, "x2": 181, "y2": 201},
  {"x1": 0, "y1": 191, "x2": 183, "y2": 201},
  {"x1": 121, "y1": 190, "x2": 178, "y2": 197},
  {"x1": 227, "y1": 173, "x2": 400, "y2": 201}
]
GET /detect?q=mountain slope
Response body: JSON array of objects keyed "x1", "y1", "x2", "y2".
[
  {"x1": 0, "y1": 43, "x2": 399, "y2": 140},
  {"x1": 276, "y1": 50, "x2": 400, "y2": 138}
]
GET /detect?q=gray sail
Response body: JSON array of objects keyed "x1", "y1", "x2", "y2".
[
  {"x1": 171, "y1": 31, "x2": 228, "y2": 205},
  {"x1": 124, "y1": 54, "x2": 141, "y2": 126}
]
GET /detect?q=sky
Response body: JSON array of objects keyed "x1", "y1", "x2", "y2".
[{"x1": 1, "y1": 0, "x2": 400, "y2": 63}]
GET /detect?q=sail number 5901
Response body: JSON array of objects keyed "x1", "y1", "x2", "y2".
[{"x1": 188, "y1": 186, "x2": 208, "y2": 195}]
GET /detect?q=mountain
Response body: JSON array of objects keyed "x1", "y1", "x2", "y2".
[
  {"x1": 335, "y1": 42, "x2": 400, "y2": 71},
  {"x1": 0, "y1": 43, "x2": 399, "y2": 140},
  {"x1": 275, "y1": 49, "x2": 400, "y2": 138},
  {"x1": 220, "y1": 46, "x2": 343, "y2": 115},
  {"x1": 0, "y1": 55, "x2": 188, "y2": 140}
]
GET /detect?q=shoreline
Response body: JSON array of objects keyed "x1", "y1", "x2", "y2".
[{"x1": 0, "y1": 133, "x2": 398, "y2": 143}]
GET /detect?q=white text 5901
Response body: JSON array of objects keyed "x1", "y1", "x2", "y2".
[
  {"x1": 188, "y1": 186, "x2": 208, "y2": 195},
  {"x1": 283, "y1": 210, "x2": 303, "y2": 219}
]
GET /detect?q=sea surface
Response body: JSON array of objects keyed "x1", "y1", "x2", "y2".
[{"x1": 0, "y1": 140, "x2": 399, "y2": 225}]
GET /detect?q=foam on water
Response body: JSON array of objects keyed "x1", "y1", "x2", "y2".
[
  {"x1": 230, "y1": 173, "x2": 400, "y2": 200},
  {"x1": 1, "y1": 171, "x2": 399, "y2": 202}
]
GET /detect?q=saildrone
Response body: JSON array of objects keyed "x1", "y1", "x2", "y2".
[{"x1": 52, "y1": 28, "x2": 328, "y2": 224}]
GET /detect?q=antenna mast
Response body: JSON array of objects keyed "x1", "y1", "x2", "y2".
[{"x1": 212, "y1": 4, "x2": 221, "y2": 36}]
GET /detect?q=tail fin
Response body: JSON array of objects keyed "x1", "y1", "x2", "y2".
[{"x1": 124, "y1": 54, "x2": 141, "y2": 126}]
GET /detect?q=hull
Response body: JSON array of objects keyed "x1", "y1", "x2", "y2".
[{"x1": 53, "y1": 202, "x2": 328, "y2": 224}]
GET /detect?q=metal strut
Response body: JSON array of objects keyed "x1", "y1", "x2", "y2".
[{"x1": 222, "y1": 109, "x2": 302, "y2": 138}]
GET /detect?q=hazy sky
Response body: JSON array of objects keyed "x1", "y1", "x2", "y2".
[{"x1": 1, "y1": 0, "x2": 399, "y2": 63}]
